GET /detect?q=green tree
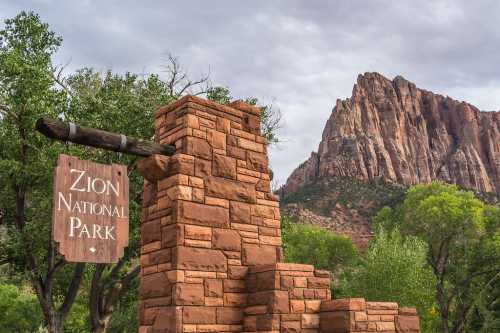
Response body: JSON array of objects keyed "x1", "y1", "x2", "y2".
[
  {"x1": 62, "y1": 60, "x2": 209, "y2": 332},
  {"x1": 378, "y1": 182, "x2": 500, "y2": 333},
  {"x1": 207, "y1": 86, "x2": 282, "y2": 144},
  {"x1": 63, "y1": 68, "x2": 174, "y2": 333},
  {"x1": 338, "y1": 227, "x2": 438, "y2": 332},
  {"x1": 0, "y1": 12, "x2": 85, "y2": 333},
  {"x1": 0, "y1": 283, "x2": 44, "y2": 332},
  {"x1": 281, "y1": 216, "x2": 358, "y2": 276}
]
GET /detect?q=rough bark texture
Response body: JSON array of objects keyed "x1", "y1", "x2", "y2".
[{"x1": 281, "y1": 72, "x2": 500, "y2": 197}]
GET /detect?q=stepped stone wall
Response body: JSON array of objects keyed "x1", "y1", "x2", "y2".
[
  {"x1": 320, "y1": 298, "x2": 421, "y2": 333},
  {"x1": 136, "y1": 95, "x2": 421, "y2": 333}
]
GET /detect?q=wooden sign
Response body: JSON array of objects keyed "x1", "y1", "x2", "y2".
[{"x1": 53, "y1": 154, "x2": 129, "y2": 263}]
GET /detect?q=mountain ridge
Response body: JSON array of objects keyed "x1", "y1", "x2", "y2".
[{"x1": 280, "y1": 72, "x2": 500, "y2": 197}]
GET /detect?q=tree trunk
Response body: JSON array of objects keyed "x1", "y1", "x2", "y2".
[
  {"x1": 47, "y1": 314, "x2": 63, "y2": 333},
  {"x1": 92, "y1": 316, "x2": 112, "y2": 333}
]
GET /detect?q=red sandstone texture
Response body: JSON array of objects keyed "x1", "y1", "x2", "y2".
[
  {"x1": 137, "y1": 95, "x2": 420, "y2": 333},
  {"x1": 281, "y1": 73, "x2": 500, "y2": 197}
]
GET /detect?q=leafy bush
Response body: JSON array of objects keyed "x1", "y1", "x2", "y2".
[
  {"x1": 282, "y1": 216, "x2": 359, "y2": 275},
  {"x1": 337, "y1": 227, "x2": 438, "y2": 332},
  {"x1": 374, "y1": 182, "x2": 500, "y2": 333},
  {"x1": 0, "y1": 283, "x2": 43, "y2": 332}
]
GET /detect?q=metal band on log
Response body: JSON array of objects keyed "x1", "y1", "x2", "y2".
[{"x1": 36, "y1": 117, "x2": 175, "y2": 157}]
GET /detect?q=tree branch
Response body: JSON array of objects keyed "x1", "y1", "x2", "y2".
[{"x1": 59, "y1": 263, "x2": 86, "y2": 319}]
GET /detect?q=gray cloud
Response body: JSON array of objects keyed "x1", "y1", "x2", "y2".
[{"x1": 1, "y1": 0, "x2": 499, "y2": 184}]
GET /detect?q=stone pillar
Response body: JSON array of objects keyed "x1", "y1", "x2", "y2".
[
  {"x1": 137, "y1": 96, "x2": 282, "y2": 333},
  {"x1": 136, "y1": 96, "x2": 422, "y2": 333}
]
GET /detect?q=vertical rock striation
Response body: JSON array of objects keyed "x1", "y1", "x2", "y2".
[{"x1": 282, "y1": 72, "x2": 500, "y2": 197}]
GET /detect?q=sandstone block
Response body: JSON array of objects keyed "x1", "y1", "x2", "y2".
[
  {"x1": 229, "y1": 201, "x2": 251, "y2": 223},
  {"x1": 185, "y1": 225, "x2": 212, "y2": 240},
  {"x1": 205, "y1": 297, "x2": 223, "y2": 306},
  {"x1": 175, "y1": 246, "x2": 227, "y2": 272},
  {"x1": 192, "y1": 188, "x2": 204, "y2": 202},
  {"x1": 281, "y1": 320, "x2": 301, "y2": 333},
  {"x1": 272, "y1": 290, "x2": 290, "y2": 313},
  {"x1": 216, "y1": 117, "x2": 230, "y2": 133},
  {"x1": 162, "y1": 224, "x2": 183, "y2": 247},
  {"x1": 168, "y1": 154, "x2": 195, "y2": 176},
  {"x1": 175, "y1": 200, "x2": 229, "y2": 228},
  {"x1": 367, "y1": 301, "x2": 398, "y2": 310},
  {"x1": 204, "y1": 279, "x2": 223, "y2": 298},
  {"x1": 227, "y1": 145, "x2": 246, "y2": 160},
  {"x1": 307, "y1": 277, "x2": 330, "y2": 289},
  {"x1": 246, "y1": 151, "x2": 268, "y2": 172},
  {"x1": 183, "y1": 306, "x2": 216, "y2": 324},
  {"x1": 302, "y1": 314, "x2": 319, "y2": 328},
  {"x1": 321, "y1": 298, "x2": 366, "y2": 312},
  {"x1": 305, "y1": 300, "x2": 322, "y2": 313},
  {"x1": 152, "y1": 307, "x2": 181, "y2": 333},
  {"x1": 174, "y1": 283, "x2": 204, "y2": 305},
  {"x1": 213, "y1": 154, "x2": 236, "y2": 179},
  {"x1": 205, "y1": 176, "x2": 256, "y2": 203},
  {"x1": 207, "y1": 129, "x2": 226, "y2": 150},
  {"x1": 224, "y1": 279, "x2": 246, "y2": 293},
  {"x1": 255, "y1": 314, "x2": 280, "y2": 331},
  {"x1": 213, "y1": 229, "x2": 241, "y2": 252},
  {"x1": 136, "y1": 155, "x2": 170, "y2": 182},
  {"x1": 320, "y1": 311, "x2": 354, "y2": 333},
  {"x1": 216, "y1": 307, "x2": 243, "y2": 324},
  {"x1": 238, "y1": 137, "x2": 263, "y2": 152},
  {"x1": 376, "y1": 321, "x2": 395, "y2": 331},
  {"x1": 290, "y1": 300, "x2": 305, "y2": 313},
  {"x1": 185, "y1": 137, "x2": 212, "y2": 160},
  {"x1": 224, "y1": 293, "x2": 247, "y2": 307},
  {"x1": 195, "y1": 158, "x2": 212, "y2": 178},
  {"x1": 399, "y1": 307, "x2": 418, "y2": 315},
  {"x1": 396, "y1": 315, "x2": 421, "y2": 332},
  {"x1": 140, "y1": 272, "x2": 170, "y2": 299},
  {"x1": 149, "y1": 249, "x2": 171, "y2": 265},
  {"x1": 354, "y1": 311, "x2": 368, "y2": 321},
  {"x1": 228, "y1": 266, "x2": 248, "y2": 279},
  {"x1": 242, "y1": 244, "x2": 278, "y2": 266},
  {"x1": 142, "y1": 220, "x2": 161, "y2": 244},
  {"x1": 166, "y1": 185, "x2": 192, "y2": 201}
]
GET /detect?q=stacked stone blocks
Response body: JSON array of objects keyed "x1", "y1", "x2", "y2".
[
  {"x1": 138, "y1": 96, "x2": 281, "y2": 333},
  {"x1": 320, "y1": 298, "x2": 421, "y2": 333},
  {"x1": 137, "y1": 95, "x2": 421, "y2": 333},
  {"x1": 245, "y1": 263, "x2": 331, "y2": 332}
]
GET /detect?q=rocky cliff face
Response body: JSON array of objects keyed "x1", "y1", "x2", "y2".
[{"x1": 282, "y1": 73, "x2": 500, "y2": 197}]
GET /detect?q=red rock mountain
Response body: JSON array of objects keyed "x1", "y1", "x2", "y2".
[{"x1": 282, "y1": 73, "x2": 500, "y2": 197}]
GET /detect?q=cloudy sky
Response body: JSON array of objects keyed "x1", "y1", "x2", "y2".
[{"x1": 2, "y1": 1, "x2": 500, "y2": 185}]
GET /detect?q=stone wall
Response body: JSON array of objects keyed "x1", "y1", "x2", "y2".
[
  {"x1": 245, "y1": 263, "x2": 331, "y2": 332},
  {"x1": 136, "y1": 95, "x2": 421, "y2": 333},
  {"x1": 320, "y1": 298, "x2": 421, "y2": 333},
  {"x1": 137, "y1": 96, "x2": 281, "y2": 333}
]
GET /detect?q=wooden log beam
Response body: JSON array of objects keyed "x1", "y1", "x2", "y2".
[{"x1": 36, "y1": 117, "x2": 175, "y2": 157}]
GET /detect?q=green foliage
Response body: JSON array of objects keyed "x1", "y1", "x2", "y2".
[
  {"x1": 338, "y1": 227, "x2": 438, "y2": 332},
  {"x1": 206, "y1": 86, "x2": 231, "y2": 105},
  {"x1": 376, "y1": 182, "x2": 500, "y2": 333},
  {"x1": 0, "y1": 11, "x2": 172, "y2": 332},
  {"x1": 63, "y1": 295, "x2": 90, "y2": 333},
  {"x1": 206, "y1": 86, "x2": 282, "y2": 144},
  {"x1": 282, "y1": 176, "x2": 405, "y2": 217},
  {"x1": 0, "y1": 283, "x2": 44, "y2": 332},
  {"x1": 0, "y1": 9, "x2": 66, "y2": 280},
  {"x1": 282, "y1": 216, "x2": 358, "y2": 275},
  {"x1": 106, "y1": 278, "x2": 139, "y2": 332}
]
